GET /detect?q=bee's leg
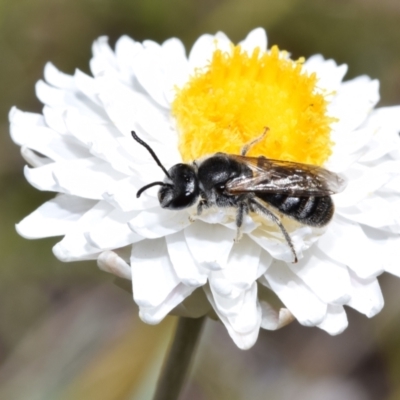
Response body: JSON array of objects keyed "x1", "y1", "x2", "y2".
[
  {"x1": 234, "y1": 200, "x2": 249, "y2": 242},
  {"x1": 241, "y1": 127, "x2": 270, "y2": 156},
  {"x1": 197, "y1": 200, "x2": 205, "y2": 216},
  {"x1": 250, "y1": 199, "x2": 298, "y2": 263},
  {"x1": 189, "y1": 192, "x2": 208, "y2": 222},
  {"x1": 197, "y1": 190, "x2": 209, "y2": 216}
]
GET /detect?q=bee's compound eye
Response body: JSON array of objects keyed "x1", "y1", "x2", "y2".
[{"x1": 158, "y1": 164, "x2": 199, "y2": 210}]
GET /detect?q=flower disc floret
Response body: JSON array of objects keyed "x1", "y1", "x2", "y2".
[{"x1": 173, "y1": 45, "x2": 334, "y2": 165}]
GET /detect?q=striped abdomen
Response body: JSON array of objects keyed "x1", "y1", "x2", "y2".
[{"x1": 258, "y1": 193, "x2": 334, "y2": 227}]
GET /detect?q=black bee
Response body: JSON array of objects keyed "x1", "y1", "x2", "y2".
[{"x1": 131, "y1": 130, "x2": 346, "y2": 263}]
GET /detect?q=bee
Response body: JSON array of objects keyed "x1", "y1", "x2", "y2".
[{"x1": 131, "y1": 129, "x2": 346, "y2": 263}]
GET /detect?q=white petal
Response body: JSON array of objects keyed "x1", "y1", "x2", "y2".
[
  {"x1": 64, "y1": 108, "x2": 122, "y2": 143},
  {"x1": 289, "y1": 247, "x2": 351, "y2": 304},
  {"x1": 74, "y1": 69, "x2": 103, "y2": 106},
  {"x1": 166, "y1": 230, "x2": 208, "y2": 287},
  {"x1": 213, "y1": 31, "x2": 232, "y2": 47},
  {"x1": 53, "y1": 237, "x2": 101, "y2": 261},
  {"x1": 102, "y1": 176, "x2": 159, "y2": 212},
  {"x1": 209, "y1": 275, "x2": 244, "y2": 310},
  {"x1": 257, "y1": 249, "x2": 273, "y2": 277},
  {"x1": 188, "y1": 32, "x2": 231, "y2": 70},
  {"x1": 21, "y1": 147, "x2": 51, "y2": 167},
  {"x1": 143, "y1": 39, "x2": 161, "y2": 50},
  {"x1": 96, "y1": 75, "x2": 179, "y2": 153},
  {"x1": 208, "y1": 275, "x2": 238, "y2": 298},
  {"x1": 221, "y1": 235, "x2": 262, "y2": 289},
  {"x1": 259, "y1": 300, "x2": 295, "y2": 330},
  {"x1": 239, "y1": 28, "x2": 267, "y2": 54},
  {"x1": 44, "y1": 62, "x2": 74, "y2": 89},
  {"x1": 334, "y1": 163, "x2": 394, "y2": 208},
  {"x1": 326, "y1": 127, "x2": 375, "y2": 172},
  {"x1": 358, "y1": 110, "x2": 400, "y2": 162},
  {"x1": 131, "y1": 238, "x2": 181, "y2": 308},
  {"x1": 184, "y1": 221, "x2": 235, "y2": 271},
  {"x1": 249, "y1": 227, "x2": 294, "y2": 263},
  {"x1": 303, "y1": 55, "x2": 348, "y2": 93},
  {"x1": 43, "y1": 106, "x2": 68, "y2": 135},
  {"x1": 261, "y1": 261, "x2": 327, "y2": 326},
  {"x1": 16, "y1": 194, "x2": 96, "y2": 239},
  {"x1": 203, "y1": 284, "x2": 261, "y2": 350},
  {"x1": 116, "y1": 136, "x2": 177, "y2": 182},
  {"x1": 170, "y1": 288, "x2": 212, "y2": 318},
  {"x1": 208, "y1": 280, "x2": 261, "y2": 338},
  {"x1": 250, "y1": 222, "x2": 319, "y2": 263},
  {"x1": 139, "y1": 283, "x2": 196, "y2": 324},
  {"x1": 115, "y1": 35, "x2": 143, "y2": 71},
  {"x1": 64, "y1": 109, "x2": 136, "y2": 175},
  {"x1": 51, "y1": 157, "x2": 126, "y2": 199},
  {"x1": 24, "y1": 163, "x2": 58, "y2": 192},
  {"x1": 36, "y1": 80, "x2": 67, "y2": 107},
  {"x1": 382, "y1": 176, "x2": 400, "y2": 200},
  {"x1": 86, "y1": 209, "x2": 142, "y2": 249},
  {"x1": 332, "y1": 126, "x2": 374, "y2": 155},
  {"x1": 52, "y1": 201, "x2": 114, "y2": 261},
  {"x1": 346, "y1": 270, "x2": 384, "y2": 317},
  {"x1": 129, "y1": 208, "x2": 190, "y2": 239},
  {"x1": 36, "y1": 80, "x2": 107, "y2": 122},
  {"x1": 24, "y1": 127, "x2": 90, "y2": 162},
  {"x1": 161, "y1": 38, "x2": 190, "y2": 100},
  {"x1": 337, "y1": 195, "x2": 400, "y2": 231},
  {"x1": 329, "y1": 76, "x2": 380, "y2": 134},
  {"x1": 317, "y1": 217, "x2": 384, "y2": 279},
  {"x1": 9, "y1": 107, "x2": 46, "y2": 146},
  {"x1": 90, "y1": 36, "x2": 118, "y2": 77},
  {"x1": 317, "y1": 305, "x2": 348, "y2": 335},
  {"x1": 223, "y1": 283, "x2": 261, "y2": 333},
  {"x1": 381, "y1": 234, "x2": 400, "y2": 276},
  {"x1": 372, "y1": 106, "x2": 400, "y2": 131},
  {"x1": 188, "y1": 34, "x2": 215, "y2": 70},
  {"x1": 130, "y1": 43, "x2": 170, "y2": 108},
  {"x1": 97, "y1": 250, "x2": 132, "y2": 280}
]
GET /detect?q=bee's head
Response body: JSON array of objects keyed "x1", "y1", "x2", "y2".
[
  {"x1": 158, "y1": 164, "x2": 199, "y2": 209},
  {"x1": 132, "y1": 131, "x2": 199, "y2": 210}
]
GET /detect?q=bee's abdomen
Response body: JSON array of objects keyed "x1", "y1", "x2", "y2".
[{"x1": 259, "y1": 194, "x2": 334, "y2": 227}]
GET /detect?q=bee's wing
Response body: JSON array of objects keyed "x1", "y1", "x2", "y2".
[{"x1": 226, "y1": 155, "x2": 347, "y2": 196}]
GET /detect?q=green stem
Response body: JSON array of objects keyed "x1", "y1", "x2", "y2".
[{"x1": 153, "y1": 316, "x2": 206, "y2": 400}]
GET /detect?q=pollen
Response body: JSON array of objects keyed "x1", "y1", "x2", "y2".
[{"x1": 172, "y1": 45, "x2": 335, "y2": 165}]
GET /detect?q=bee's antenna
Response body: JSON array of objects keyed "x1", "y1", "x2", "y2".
[
  {"x1": 136, "y1": 181, "x2": 166, "y2": 198},
  {"x1": 131, "y1": 131, "x2": 171, "y2": 179}
]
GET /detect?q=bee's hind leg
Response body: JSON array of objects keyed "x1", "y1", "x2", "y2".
[
  {"x1": 234, "y1": 201, "x2": 249, "y2": 242},
  {"x1": 249, "y1": 199, "x2": 298, "y2": 263}
]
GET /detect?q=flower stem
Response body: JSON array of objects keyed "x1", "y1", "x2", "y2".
[{"x1": 153, "y1": 316, "x2": 206, "y2": 400}]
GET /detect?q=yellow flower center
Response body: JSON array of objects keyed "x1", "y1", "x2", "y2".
[{"x1": 172, "y1": 44, "x2": 335, "y2": 165}]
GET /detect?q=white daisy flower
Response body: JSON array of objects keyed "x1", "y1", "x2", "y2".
[{"x1": 10, "y1": 28, "x2": 400, "y2": 350}]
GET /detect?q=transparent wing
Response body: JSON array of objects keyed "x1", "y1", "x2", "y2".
[{"x1": 226, "y1": 155, "x2": 347, "y2": 196}]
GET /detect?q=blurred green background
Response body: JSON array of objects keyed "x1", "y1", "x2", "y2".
[{"x1": 1, "y1": 0, "x2": 400, "y2": 399}]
